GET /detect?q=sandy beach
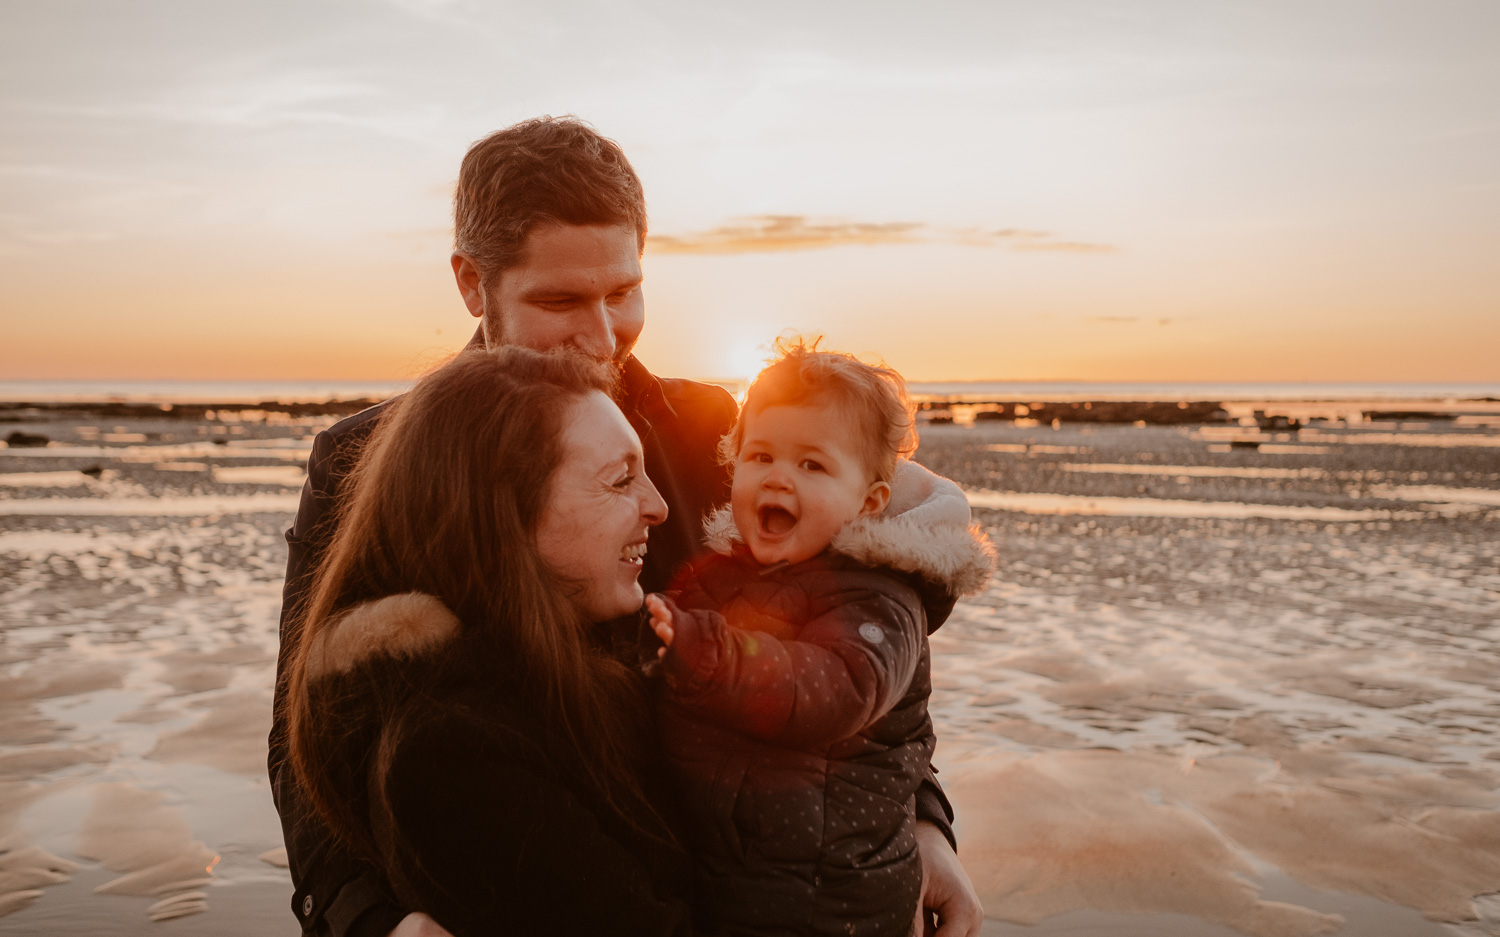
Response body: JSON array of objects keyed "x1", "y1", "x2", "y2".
[{"x1": 1, "y1": 399, "x2": 1497, "y2": 935}]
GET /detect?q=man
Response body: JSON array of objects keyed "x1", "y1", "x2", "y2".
[{"x1": 270, "y1": 116, "x2": 983, "y2": 937}]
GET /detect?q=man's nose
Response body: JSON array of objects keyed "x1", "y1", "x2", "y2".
[{"x1": 570, "y1": 302, "x2": 616, "y2": 360}]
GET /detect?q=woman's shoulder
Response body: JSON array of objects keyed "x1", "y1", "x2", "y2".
[
  {"x1": 384, "y1": 692, "x2": 547, "y2": 778},
  {"x1": 302, "y1": 592, "x2": 546, "y2": 763},
  {"x1": 302, "y1": 592, "x2": 462, "y2": 681}
]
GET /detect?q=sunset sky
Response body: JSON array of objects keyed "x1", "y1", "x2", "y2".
[{"x1": 2, "y1": 1, "x2": 1497, "y2": 383}]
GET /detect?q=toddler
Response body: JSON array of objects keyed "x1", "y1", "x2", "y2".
[{"x1": 646, "y1": 341, "x2": 994, "y2": 937}]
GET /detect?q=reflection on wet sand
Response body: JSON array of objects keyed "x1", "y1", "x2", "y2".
[
  {"x1": 0, "y1": 494, "x2": 301, "y2": 516},
  {"x1": 76, "y1": 784, "x2": 217, "y2": 920},
  {"x1": 1061, "y1": 463, "x2": 1327, "y2": 480},
  {"x1": 1, "y1": 402, "x2": 1497, "y2": 934},
  {"x1": 964, "y1": 490, "x2": 1398, "y2": 521},
  {"x1": 922, "y1": 416, "x2": 1500, "y2": 935}
]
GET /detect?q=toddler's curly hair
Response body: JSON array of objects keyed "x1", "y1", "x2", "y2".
[{"x1": 720, "y1": 337, "x2": 917, "y2": 483}]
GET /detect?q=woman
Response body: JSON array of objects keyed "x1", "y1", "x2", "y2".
[{"x1": 284, "y1": 346, "x2": 694, "y2": 936}]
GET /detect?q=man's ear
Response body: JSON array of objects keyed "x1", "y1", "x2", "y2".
[
  {"x1": 451, "y1": 252, "x2": 486, "y2": 319},
  {"x1": 861, "y1": 480, "x2": 892, "y2": 518}
]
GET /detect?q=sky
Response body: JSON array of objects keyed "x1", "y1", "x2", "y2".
[{"x1": 2, "y1": 0, "x2": 1497, "y2": 383}]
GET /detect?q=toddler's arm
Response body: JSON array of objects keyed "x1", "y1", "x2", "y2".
[{"x1": 647, "y1": 588, "x2": 924, "y2": 748}]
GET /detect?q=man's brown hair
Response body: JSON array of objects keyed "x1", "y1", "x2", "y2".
[
  {"x1": 454, "y1": 116, "x2": 647, "y2": 288},
  {"x1": 722, "y1": 337, "x2": 918, "y2": 483}
]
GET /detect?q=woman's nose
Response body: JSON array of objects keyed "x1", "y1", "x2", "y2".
[{"x1": 640, "y1": 475, "x2": 668, "y2": 526}]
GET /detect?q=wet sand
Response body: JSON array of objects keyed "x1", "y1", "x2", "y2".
[
  {"x1": 1, "y1": 406, "x2": 1497, "y2": 935},
  {"x1": 924, "y1": 419, "x2": 1500, "y2": 936}
]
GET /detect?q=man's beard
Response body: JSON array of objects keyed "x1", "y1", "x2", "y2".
[{"x1": 482, "y1": 315, "x2": 634, "y2": 402}]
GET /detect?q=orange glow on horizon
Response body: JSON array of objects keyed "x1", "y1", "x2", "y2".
[{"x1": 3, "y1": 3, "x2": 1497, "y2": 386}]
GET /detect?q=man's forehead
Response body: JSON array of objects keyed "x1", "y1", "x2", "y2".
[{"x1": 513, "y1": 222, "x2": 641, "y2": 271}]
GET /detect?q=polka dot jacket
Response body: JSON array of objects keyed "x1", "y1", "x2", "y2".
[{"x1": 647, "y1": 462, "x2": 995, "y2": 937}]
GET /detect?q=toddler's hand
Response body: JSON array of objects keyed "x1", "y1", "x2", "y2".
[{"x1": 645, "y1": 594, "x2": 674, "y2": 657}]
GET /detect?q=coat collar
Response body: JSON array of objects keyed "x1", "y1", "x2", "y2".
[
  {"x1": 621, "y1": 355, "x2": 672, "y2": 417},
  {"x1": 302, "y1": 592, "x2": 461, "y2": 681}
]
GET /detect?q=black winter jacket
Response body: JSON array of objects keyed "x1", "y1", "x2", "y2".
[
  {"x1": 299, "y1": 593, "x2": 697, "y2": 937},
  {"x1": 270, "y1": 356, "x2": 739, "y2": 937},
  {"x1": 650, "y1": 463, "x2": 994, "y2": 937}
]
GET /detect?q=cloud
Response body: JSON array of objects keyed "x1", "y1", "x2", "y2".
[
  {"x1": 20, "y1": 69, "x2": 443, "y2": 143},
  {"x1": 650, "y1": 216, "x2": 1117, "y2": 256},
  {"x1": 1087, "y1": 316, "x2": 1175, "y2": 326},
  {"x1": 382, "y1": 0, "x2": 482, "y2": 27},
  {"x1": 648, "y1": 215, "x2": 925, "y2": 254},
  {"x1": 990, "y1": 228, "x2": 1053, "y2": 240},
  {"x1": 984, "y1": 228, "x2": 1116, "y2": 253},
  {"x1": 1008, "y1": 239, "x2": 1118, "y2": 253}
]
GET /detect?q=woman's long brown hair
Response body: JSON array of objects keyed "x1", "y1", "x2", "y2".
[{"x1": 283, "y1": 346, "x2": 668, "y2": 866}]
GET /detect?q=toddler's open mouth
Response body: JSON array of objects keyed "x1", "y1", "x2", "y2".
[{"x1": 757, "y1": 505, "x2": 798, "y2": 536}]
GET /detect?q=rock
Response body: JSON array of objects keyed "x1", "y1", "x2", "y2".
[
  {"x1": 4, "y1": 431, "x2": 49, "y2": 448},
  {"x1": 1364, "y1": 410, "x2": 1457, "y2": 421}
]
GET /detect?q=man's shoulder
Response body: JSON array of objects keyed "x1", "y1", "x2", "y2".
[
  {"x1": 656, "y1": 375, "x2": 735, "y2": 407},
  {"x1": 320, "y1": 397, "x2": 398, "y2": 446},
  {"x1": 304, "y1": 397, "x2": 399, "y2": 488},
  {"x1": 651, "y1": 375, "x2": 738, "y2": 426}
]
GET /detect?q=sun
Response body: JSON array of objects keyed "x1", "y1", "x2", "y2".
[{"x1": 728, "y1": 340, "x2": 770, "y2": 384}]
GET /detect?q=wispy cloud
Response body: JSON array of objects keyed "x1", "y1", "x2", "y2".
[
  {"x1": 1087, "y1": 316, "x2": 1175, "y2": 326},
  {"x1": 15, "y1": 70, "x2": 443, "y2": 143},
  {"x1": 1009, "y1": 239, "x2": 1117, "y2": 253},
  {"x1": 383, "y1": 0, "x2": 481, "y2": 26},
  {"x1": 984, "y1": 228, "x2": 1117, "y2": 253},
  {"x1": 648, "y1": 215, "x2": 924, "y2": 254},
  {"x1": 649, "y1": 215, "x2": 1117, "y2": 256}
]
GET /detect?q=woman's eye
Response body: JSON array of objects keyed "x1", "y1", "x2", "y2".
[{"x1": 613, "y1": 474, "x2": 636, "y2": 490}]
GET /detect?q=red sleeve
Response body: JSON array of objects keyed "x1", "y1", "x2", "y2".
[{"x1": 657, "y1": 588, "x2": 924, "y2": 749}]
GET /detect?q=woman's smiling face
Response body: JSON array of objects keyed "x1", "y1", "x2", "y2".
[
  {"x1": 730, "y1": 402, "x2": 890, "y2": 566},
  {"x1": 536, "y1": 391, "x2": 667, "y2": 622}
]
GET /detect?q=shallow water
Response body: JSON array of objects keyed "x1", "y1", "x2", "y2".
[
  {"x1": 925, "y1": 421, "x2": 1500, "y2": 935},
  {"x1": 1, "y1": 412, "x2": 1497, "y2": 935}
]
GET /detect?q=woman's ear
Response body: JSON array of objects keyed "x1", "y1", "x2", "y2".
[{"x1": 860, "y1": 480, "x2": 892, "y2": 517}]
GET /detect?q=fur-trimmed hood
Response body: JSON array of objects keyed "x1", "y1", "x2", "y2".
[
  {"x1": 702, "y1": 459, "x2": 995, "y2": 597},
  {"x1": 302, "y1": 592, "x2": 460, "y2": 681}
]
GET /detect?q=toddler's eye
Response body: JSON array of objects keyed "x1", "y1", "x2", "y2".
[
  {"x1": 746, "y1": 452, "x2": 772, "y2": 464},
  {"x1": 801, "y1": 460, "x2": 824, "y2": 473}
]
